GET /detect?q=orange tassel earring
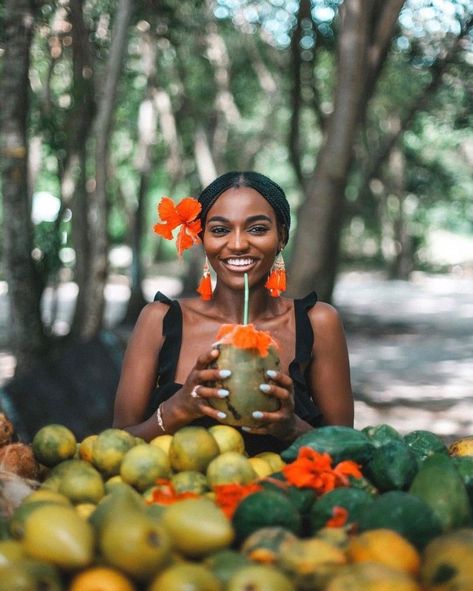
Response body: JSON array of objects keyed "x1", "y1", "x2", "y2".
[
  {"x1": 197, "y1": 257, "x2": 213, "y2": 300},
  {"x1": 265, "y1": 252, "x2": 286, "y2": 297}
]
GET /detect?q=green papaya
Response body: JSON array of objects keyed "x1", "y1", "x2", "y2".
[
  {"x1": 362, "y1": 424, "x2": 403, "y2": 448},
  {"x1": 232, "y1": 490, "x2": 302, "y2": 543},
  {"x1": 309, "y1": 487, "x2": 374, "y2": 533},
  {"x1": 452, "y1": 456, "x2": 473, "y2": 505},
  {"x1": 409, "y1": 453, "x2": 472, "y2": 531},
  {"x1": 404, "y1": 430, "x2": 448, "y2": 468},
  {"x1": 357, "y1": 490, "x2": 442, "y2": 549},
  {"x1": 281, "y1": 426, "x2": 374, "y2": 465},
  {"x1": 363, "y1": 439, "x2": 418, "y2": 491}
]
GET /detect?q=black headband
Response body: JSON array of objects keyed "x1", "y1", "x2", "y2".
[{"x1": 198, "y1": 171, "x2": 291, "y2": 236}]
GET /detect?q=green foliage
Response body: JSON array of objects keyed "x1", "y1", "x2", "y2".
[{"x1": 1, "y1": 0, "x2": 472, "y2": 300}]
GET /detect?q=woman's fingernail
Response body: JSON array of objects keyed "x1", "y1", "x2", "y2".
[
  {"x1": 219, "y1": 369, "x2": 232, "y2": 378},
  {"x1": 242, "y1": 426, "x2": 252, "y2": 432},
  {"x1": 252, "y1": 411, "x2": 263, "y2": 419},
  {"x1": 266, "y1": 370, "x2": 277, "y2": 379},
  {"x1": 217, "y1": 411, "x2": 227, "y2": 419},
  {"x1": 217, "y1": 389, "x2": 229, "y2": 398},
  {"x1": 259, "y1": 384, "x2": 271, "y2": 393}
]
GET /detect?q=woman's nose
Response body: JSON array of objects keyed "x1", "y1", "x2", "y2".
[{"x1": 229, "y1": 229, "x2": 249, "y2": 251}]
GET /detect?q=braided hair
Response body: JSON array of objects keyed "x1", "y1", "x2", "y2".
[{"x1": 198, "y1": 171, "x2": 291, "y2": 243}]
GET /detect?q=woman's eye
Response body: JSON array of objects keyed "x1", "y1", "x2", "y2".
[
  {"x1": 209, "y1": 226, "x2": 229, "y2": 235},
  {"x1": 249, "y1": 225, "x2": 269, "y2": 234}
]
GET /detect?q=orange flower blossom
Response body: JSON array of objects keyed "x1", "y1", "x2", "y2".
[
  {"x1": 153, "y1": 196, "x2": 202, "y2": 255},
  {"x1": 146, "y1": 479, "x2": 200, "y2": 505},
  {"x1": 213, "y1": 482, "x2": 263, "y2": 519},
  {"x1": 325, "y1": 506, "x2": 349, "y2": 528},
  {"x1": 216, "y1": 323, "x2": 278, "y2": 357},
  {"x1": 282, "y1": 447, "x2": 362, "y2": 494}
]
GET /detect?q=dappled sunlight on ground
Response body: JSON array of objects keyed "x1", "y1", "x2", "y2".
[{"x1": 334, "y1": 271, "x2": 473, "y2": 441}]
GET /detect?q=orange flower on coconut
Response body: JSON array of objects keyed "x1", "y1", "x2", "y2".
[
  {"x1": 282, "y1": 447, "x2": 362, "y2": 495},
  {"x1": 153, "y1": 196, "x2": 202, "y2": 255},
  {"x1": 215, "y1": 323, "x2": 278, "y2": 358}
]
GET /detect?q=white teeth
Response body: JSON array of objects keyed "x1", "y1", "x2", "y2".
[{"x1": 226, "y1": 258, "x2": 253, "y2": 266}]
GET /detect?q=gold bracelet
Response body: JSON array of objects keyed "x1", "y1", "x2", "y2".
[{"x1": 156, "y1": 402, "x2": 166, "y2": 432}]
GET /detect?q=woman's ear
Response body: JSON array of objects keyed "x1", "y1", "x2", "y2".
[{"x1": 278, "y1": 224, "x2": 288, "y2": 249}]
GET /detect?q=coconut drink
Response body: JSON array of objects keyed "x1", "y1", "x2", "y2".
[{"x1": 207, "y1": 273, "x2": 281, "y2": 428}]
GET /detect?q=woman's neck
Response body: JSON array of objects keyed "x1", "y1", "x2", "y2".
[{"x1": 211, "y1": 282, "x2": 279, "y2": 324}]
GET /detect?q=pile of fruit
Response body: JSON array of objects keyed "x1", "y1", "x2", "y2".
[{"x1": 1, "y1": 413, "x2": 473, "y2": 590}]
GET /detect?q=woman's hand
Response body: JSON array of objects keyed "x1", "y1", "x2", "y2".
[
  {"x1": 241, "y1": 370, "x2": 300, "y2": 441},
  {"x1": 168, "y1": 348, "x2": 234, "y2": 424}
]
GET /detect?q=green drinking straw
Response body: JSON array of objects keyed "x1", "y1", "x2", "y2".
[{"x1": 243, "y1": 272, "x2": 249, "y2": 325}]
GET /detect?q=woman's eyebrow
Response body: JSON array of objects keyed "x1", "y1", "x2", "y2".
[{"x1": 207, "y1": 214, "x2": 273, "y2": 224}]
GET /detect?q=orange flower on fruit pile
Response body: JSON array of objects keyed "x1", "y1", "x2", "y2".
[
  {"x1": 282, "y1": 447, "x2": 362, "y2": 495},
  {"x1": 216, "y1": 323, "x2": 278, "y2": 357},
  {"x1": 213, "y1": 482, "x2": 263, "y2": 519},
  {"x1": 325, "y1": 506, "x2": 349, "y2": 528},
  {"x1": 153, "y1": 196, "x2": 202, "y2": 255},
  {"x1": 147, "y1": 479, "x2": 200, "y2": 505}
]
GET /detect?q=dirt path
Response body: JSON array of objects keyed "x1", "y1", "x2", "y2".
[
  {"x1": 1, "y1": 271, "x2": 472, "y2": 441},
  {"x1": 334, "y1": 271, "x2": 473, "y2": 441}
]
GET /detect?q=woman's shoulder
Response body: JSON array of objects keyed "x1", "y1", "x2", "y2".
[
  {"x1": 136, "y1": 297, "x2": 174, "y2": 327},
  {"x1": 306, "y1": 299, "x2": 344, "y2": 331}
]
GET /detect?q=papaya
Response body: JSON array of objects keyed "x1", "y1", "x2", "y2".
[
  {"x1": 208, "y1": 343, "x2": 280, "y2": 427},
  {"x1": 261, "y1": 475, "x2": 317, "y2": 524},
  {"x1": 309, "y1": 487, "x2": 374, "y2": 533},
  {"x1": 205, "y1": 549, "x2": 252, "y2": 584},
  {"x1": 421, "y1": 528, "x2": 473, "y2": 591},
  {"x1": 362, "y1": 424, "x2": 403, "y2": 447},
  {"x1": 227, "y1": 564, "x2": 295, "y2": 591},
  {"x1": 409, "y1": 453, "x2": 472, "y2": 531},
  {"x1": 281, "y1": 426, "x2": 374, "y2": 465},
  {"x1": 241, "y1": 526, "x2": 298, "y2": 565},
  {"x1": 279, "y1": 537, "x2": 347, "y2": 591},
  {"x1": 357, "y1": 490, "x2": 442, "y2": 549},
  {"x1": 232, "y1": 490, "x2": 302, "y2": 543},
  {"x1": 404, "y1": 429, "x2": 448, "y2": 468},
  {"x1": 325, "y1": 562, "x2": 421, "y2": 591},
  {"x1": 452, "y1": 456, "x2": 473, "y2": 505},
  {"x1": 363, "y1": 439, "x2": 418, "y2": 491}
]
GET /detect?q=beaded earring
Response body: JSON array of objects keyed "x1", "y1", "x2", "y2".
[
  {"x1": 265, "y1": 252, "x2": 286, "y2": 297},
  {"x1": 197, "y1": 257, "x2": 213, "y2": 300}
]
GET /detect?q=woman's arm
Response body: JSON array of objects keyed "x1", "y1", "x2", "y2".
[
  {"x1": 308, "y1": 302, "x2": 354, "y2": 426},
  {"x1": 113, "y1": 302, "x2": 169, "y2": 440},
  {"x1": 113, "y1": 303, "x2": 233, "y2": 440}
]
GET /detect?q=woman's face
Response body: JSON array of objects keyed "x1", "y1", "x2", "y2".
[{"x1": 203, "y1": 186, "x2": 283, "y2": 291}]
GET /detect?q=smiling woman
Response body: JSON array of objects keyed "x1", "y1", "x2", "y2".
[{"x1": 113, "y1": 171, "x2": 354, "y2": 453}]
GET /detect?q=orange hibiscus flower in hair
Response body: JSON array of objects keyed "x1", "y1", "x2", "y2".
[{"x1": 153, "y1": 196, "x2": 202, "y2": 255}]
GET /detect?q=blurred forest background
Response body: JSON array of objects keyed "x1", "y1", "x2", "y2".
[{"x1": 0, "y1": 0, "x2": 472, "y2": 440}]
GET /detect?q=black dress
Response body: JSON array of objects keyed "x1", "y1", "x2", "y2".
[{"x1": 146, "y1": 292, "x2": 325, "y2": 455}]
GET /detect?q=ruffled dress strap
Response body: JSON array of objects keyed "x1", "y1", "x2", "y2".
[
  {"x1": 289, "y1": 291, "x2": 325, "y2": 427},
  {"x1": 146, "y1": 292, "x2": 183, "y2": 417}
]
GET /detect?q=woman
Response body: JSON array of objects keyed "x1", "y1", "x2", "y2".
[{"x1": 113, "y1": 171, "x2": 353, "y2": 454}]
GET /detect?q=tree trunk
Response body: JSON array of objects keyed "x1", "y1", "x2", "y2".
[
  {"x1": 78, "y1": 0, "x2": 133, "y2": 338},
  {"x1": 0, "y1": 0, "x2": 47, "y2": 374},
  {"x1": 289, "y1": 0, "x2": 405, "y2": 301},
  {"x1": 66, "y1": 0, "x2": 96, "y2": 336},
  {"x1": 289, "y1": 0, "x2": 371, "y2": 301}
]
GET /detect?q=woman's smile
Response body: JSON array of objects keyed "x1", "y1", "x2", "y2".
[{"x1": 221, "y1": 256, "x2": 258, "y2": 273}]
